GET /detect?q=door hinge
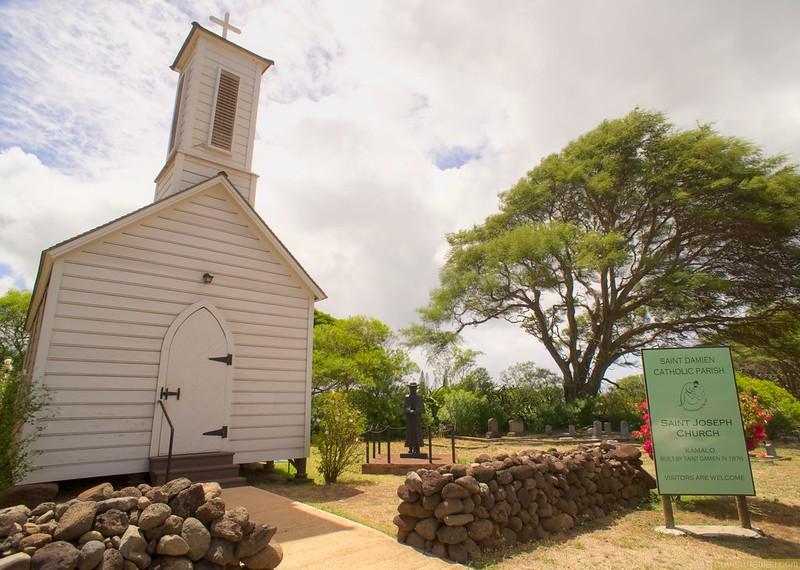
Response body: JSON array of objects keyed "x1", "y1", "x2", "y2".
[
  {"x1": 209, "y1": 354, "x2": 233, "y2": 365},
  {"x1": 160, "y1": 387, "x2": 181, "y2": 400},
  {"x1": 202, "y1": 426, "x2": 228, "y2": 438}
]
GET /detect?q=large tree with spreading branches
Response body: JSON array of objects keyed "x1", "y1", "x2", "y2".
[{"x1": 418, "y1": 109, "x2": 800, "y2": 402}]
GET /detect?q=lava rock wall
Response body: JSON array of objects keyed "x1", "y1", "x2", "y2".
[{"x1": 394, "y1": 443, "x2": 656, "y2": 563}]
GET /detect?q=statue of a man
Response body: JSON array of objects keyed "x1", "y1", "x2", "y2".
[{"x1": 403, "y1": 382, "x2": 425, "y2": 455}]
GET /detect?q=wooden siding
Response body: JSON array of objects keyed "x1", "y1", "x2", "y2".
[
  {"x1": 24, "y1": 184, "x2": 315, "y2": 483},
  {"x1": 155, "y1": 33, "x2": 262, "y2": 204},
  {"x1": 190, "y1": 41, "x2": 257, "y2": 171}
]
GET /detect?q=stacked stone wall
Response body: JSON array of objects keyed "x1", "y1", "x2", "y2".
[
  {"x1": 0, "y1": 478, "x2": 282, "y2": 570},
  {"x1": 394, "y1": 443, "x2": 656, "y2": 564}
]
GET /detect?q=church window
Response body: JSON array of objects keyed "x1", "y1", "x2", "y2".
[{"x1": 209, "y1": 68, "x2": 240, "y2": 151}]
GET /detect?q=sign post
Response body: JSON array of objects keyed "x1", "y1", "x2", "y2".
[{"x1": 641, "y1": 346, "x2": 756, "y2": 533}]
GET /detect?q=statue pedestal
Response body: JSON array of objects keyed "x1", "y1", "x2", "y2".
[{"x1": 400, "y1": 452, "x2": 429, "y2": 459}]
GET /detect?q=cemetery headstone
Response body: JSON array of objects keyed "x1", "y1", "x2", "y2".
[
  {"x1": 593, "y1": 420, "x2": 602, "y2": 439},
  {"x1": 568, "y1": 424, "x2": 576, "y2": 437},
  {"x1": 604, "y1": 421, "x2": 612, "y2": 434},
  {"x1": 507, "y1": 418, "x2": 524, "y2": 437},
  {"x1": 545, "y1": 425, "x2": 553, "y2": 436},
  {"x1": 486, "y1": 417, "x2": 500, "y2": 439},
  {"x1": 765, "y1": 442, "x2": 777, "y2": 458},
  {"x1": 620, "y1": 420, "x2": 630, "y2": 441}
]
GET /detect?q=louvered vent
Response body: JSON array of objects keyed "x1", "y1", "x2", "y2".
[{"x1": 209, "y1": 69, "x2": 240, "y2": 151}]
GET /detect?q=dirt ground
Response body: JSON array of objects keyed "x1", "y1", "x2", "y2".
[{"x1": 244, "y1": 438, "x2": 800, "y2": 570}]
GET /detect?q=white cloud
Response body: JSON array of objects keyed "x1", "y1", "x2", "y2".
[{"x1": 2, "y1": 0, "x2": 800, "y2": 380}]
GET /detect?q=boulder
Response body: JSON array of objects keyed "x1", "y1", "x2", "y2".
[
  {"x1": 31, "y1": 541, "x2": 81, "y2": 570},
  {"x1": 77, "y1": 540, "x2": 105, "y2": 570},
  {"x1": 436, "y1": 525, "x2": 467, "y2": 545},
  {"x1": 181, "y1": 517, "x2": 211, "y2": 561},
  {"x1": 156, "y1": 534, "x2": 190, "y2": 556},
  {"x1": 420, "y1": 470, "x2": 447, "y2": 497},
  {"x1": 241, "y1": 541, "x2": 283, "y2": 570},
  {"x1": 54, "y1": 502, "x2": 98, "y2": 542}
]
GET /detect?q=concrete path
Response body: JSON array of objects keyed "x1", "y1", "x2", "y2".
[{"x1": 222, "y1": 486, "x2": 465, "y2": 570}]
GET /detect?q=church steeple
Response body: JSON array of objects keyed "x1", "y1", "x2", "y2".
[{"x1": 154, "y1": 17, "x2": 273, "y2": 206}]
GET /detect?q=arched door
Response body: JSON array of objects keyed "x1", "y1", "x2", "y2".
[{"x1": 156, "y1": 305, "x2": 230, "y2": 455}]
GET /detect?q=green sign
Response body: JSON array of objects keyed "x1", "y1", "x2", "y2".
[{"x1": 641, "y1": 346, "x2": 755, "y2": 496}]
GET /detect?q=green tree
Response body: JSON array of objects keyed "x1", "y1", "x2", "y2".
[
  {"x1": 417, "y1": 109, "x2": 800, "y2": 402},
  {"x1": 313, "y1": 315, "x2": 417, "y2": 427},
  {"x1": 0, "y1": 289, "x2": 32, "y2": 370},
  {"x1": 402, "y1": 324, "x2": 483, "y2": 388},
  {"x1": 499, "y1": 361, "x2": 560, "y2": 388},
  {"x1": 457, "y1": 366, "x2": 494, "y2": 395},
  {"x1": 713, "y1": 308, "x2": 800, "y2": 398},
  {"x1": 313, "y1": 309, "x2": 337, "y2": 327}
]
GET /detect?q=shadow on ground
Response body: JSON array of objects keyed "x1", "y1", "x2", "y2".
[
  {"x1": 678, "y1": 495, "x2": 800, "y2": 528},
  {"x1": 244, "y1": 468, "x2": 368, "y2": 503}
]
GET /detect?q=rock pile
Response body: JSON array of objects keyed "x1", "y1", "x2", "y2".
[
  {"x1": 394, "y1": 443, "x2": 656, "y2": 563},
  {"x1": 0, "y1": 478, "x2": 282, "y2": 570}
]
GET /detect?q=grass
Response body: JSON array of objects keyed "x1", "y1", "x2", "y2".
[{"x1": 244, "y1": 437, "x2": 800, "y2": 570}]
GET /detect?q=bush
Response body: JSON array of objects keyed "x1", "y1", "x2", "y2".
[
  {"x1": 1, "y1": 360, "x2": 48, "y2": 492},
  {"x1": 491, "y1": 385, "x2": 566, "y2": 432},
  {"x1": 312, "y1": 392, "x2": 365, "y2": 483},
  {"x1": 437, "y1": 389, "x2": 492, "y2": 435},
  {"x1": 595, "y1": 375, "x2": 646, "y2": 428},
  {"x1": 736, "y1": 375, "x2": 800, "y2": 439},
  {"x1": 347, "y1": 387, "x2": 405, "y2": 429}
]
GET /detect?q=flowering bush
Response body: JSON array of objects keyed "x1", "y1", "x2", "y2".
[
  {"x1": 738, "y1": 392, "x2": 771, "y2": 451},
  {"x1": 312, "y1": 392, "x2": 366, "y2": 484},
  {"x1": 632, "y1": 400, "x2": 653, "y2": 459},
  {"x1": 736, "y1": 375, "x2": 799, "y2": 439}
]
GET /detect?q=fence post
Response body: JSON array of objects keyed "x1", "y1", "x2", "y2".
[
  {"x1": 450, "y1": 426, "x2": 456, "y2": 463},
  {"x1": 365, "y1": 432, "x2": 370, "y2": 464},
  {"x1": 428, "y1": 425, "x2": 433, "y2": 464},
  {"x1": 386, "y1": 426, "x2": 391, "y2": 464}
]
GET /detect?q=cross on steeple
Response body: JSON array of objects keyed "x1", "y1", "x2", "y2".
[{"x1": 209, "y1": 12, "x2": 241, "y2": 39}]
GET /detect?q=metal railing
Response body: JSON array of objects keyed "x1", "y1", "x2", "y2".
[
  {"x1": 156, "y1": 400, "x2": 175, "y2": 483},
  {"x1": 363, "y1": 424, "x2": 456, "y2": 465}
]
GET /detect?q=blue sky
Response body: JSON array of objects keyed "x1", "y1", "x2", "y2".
[{"x1": 3, "y1": 0, "x2": 800, "y2": 381}]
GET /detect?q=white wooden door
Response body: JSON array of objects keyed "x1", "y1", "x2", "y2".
[{"x1": 158, "y1": 307, "x2": 228, "y2": 455}]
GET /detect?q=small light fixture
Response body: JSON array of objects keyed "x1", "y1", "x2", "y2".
[{"x1": 202, "y1": 272, "x2": 214, "y2": 284}]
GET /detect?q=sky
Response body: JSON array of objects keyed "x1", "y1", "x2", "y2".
[{"x1": 2, "y1": 0, "x2": 800, "y2": 382}]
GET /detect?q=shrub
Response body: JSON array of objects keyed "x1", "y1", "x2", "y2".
[
  {"x1": 736, "y1": 375, "x2": 800, "y2": 439},
  {"x1": 738, "y1": 392, "x2": 770, "y2": 451},
  {"x1": 437, "y1": 389, "x2": 491, "y2": 435},
  {"x1": 347, "y1": 387, "x2": 405, "y2": 429},
  {"x1": 565, "y1": 397, "x2": 597, "y2": 429},
  {"x1": 312, "y1": 392, "x2": 365, "y2": 483},
  {"x1": 422, "y1": 387, "x2": 446, "y2": 431},
  {"x1": 491, "y1": 385, "x2": 566, "y2": 432},
  {"x1": 632, "y1": 401, "x2": 653, "y2": 459},
  {"x1": 1, "y1": 360, "x2": 49, "y2": 492},
  {"x1": 595, "y1": 375, "x2": 645, "y2": 427}
]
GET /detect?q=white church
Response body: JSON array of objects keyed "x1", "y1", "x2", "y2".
[{"x1": 23, "y1": 17, "x2": 325, "y2": 486}]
